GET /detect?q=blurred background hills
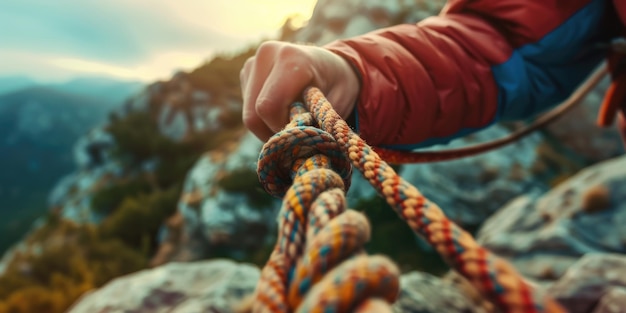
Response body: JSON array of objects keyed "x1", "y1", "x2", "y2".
[{"x1": 0, "y1": 76, "x2": 142, "y2": 254}]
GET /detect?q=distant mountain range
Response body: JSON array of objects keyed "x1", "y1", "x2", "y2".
[
  {"x1": 0, "y1": 76, "x2": 144, "y2": 102},
  {"x1": 0, "y1": 76, "x2": 143, "y2": 253},
  {"x1": 0, "y1": 76, "x2": 36, "y2": 95}
]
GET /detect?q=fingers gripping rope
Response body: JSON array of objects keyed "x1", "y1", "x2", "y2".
[
  {"x1": 299, "y1": 87, "x2": 567, "y2": 313},
  {"x1": 254, "y1": 103, "x2": 401, "y2": 312}
]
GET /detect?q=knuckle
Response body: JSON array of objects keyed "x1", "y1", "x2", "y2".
[
  {"x1": 277, "y1": 43, "x2": 307, "y2": 61},
  {"x1": 242, "y1": 110, "x2": 261, "y2": 130},
  {"x1": 255, "y1": 97, "x2": 274, "y2": 118},
  {"x1": 256, "y1": 40, "x2": 281, "y2": 57}
]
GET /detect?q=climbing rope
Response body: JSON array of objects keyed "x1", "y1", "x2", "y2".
[
  {"x1": 253, "y1": 89, "x2": 568, "y2": 312},
  {"x1": 254, "y1": 103, "x2": 400, "y2": 312}
]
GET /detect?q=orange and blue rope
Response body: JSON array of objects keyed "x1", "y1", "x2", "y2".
[
  {"x1": 254, "y1": 103, "x2": 400, "y2": 312},
  {"x1": 253, "y1": 88, "x2": 567, "y2": 312}
]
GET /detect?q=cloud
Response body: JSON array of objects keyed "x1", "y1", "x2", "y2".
[
  {"x1": 0, "y1": 1, "x2": 245, "y2": 66},
  {"x1": 0, "y1": 0, "x2": 317, "y2": 81}
]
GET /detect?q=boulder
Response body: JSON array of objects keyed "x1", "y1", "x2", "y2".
[
  {"x1": 68, "y1": 260, "x2": 260, "y2": 313},
  {"x1": 548, "y1": 253, "x2": 626, "y2": 313},
  {"x1": 393, "y1": 271, "x2": 485, "y2": 313},
  {"x1": 477, "y1": 155, "x2": 626, "y2": 280}
]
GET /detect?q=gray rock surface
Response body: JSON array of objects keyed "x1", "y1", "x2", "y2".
[
  {"x1": 67, "y1": 259, "x2": 484, "y2": 313},
  {"x1": 68, "y1": 260, "x2": 260, "y2": 313},
  {"x1": 593, "y1": 286, "x2": 626, "y2": 313},
  {"x1": 292, "y1": 0, "x2": 446, "y2": 45},
  {"x1": 477, "y1": 155, "x2": 626, "y2": 280},
  {"x1": 544, "y1": 77, "x2": 624, "y2": 163},
  {"x1": 48, "y1": 126, "x2": 126, "y2": 223},
  {"x1": 142, "y1": 72, "x2": 237, "y2": 142},
  {"x1": 393, "y1": 272, "x2": 484, "y2": 313},
  {"x1": 548, "y1": 253, "x2": 626, "y2": 313},
  {"x1": 173, "y1": 132, "x2": 279, "y2": 261},
  {"x1": 399, "y1": 125, "x2": 544, "y2": 226},
  {"x1": 73, "y1": 127, "x2": 116, "y2": 169}
]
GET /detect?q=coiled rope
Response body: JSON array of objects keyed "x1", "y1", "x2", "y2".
[{"x1": 253, "y1": 88, "x2": 567, "y2": 312}]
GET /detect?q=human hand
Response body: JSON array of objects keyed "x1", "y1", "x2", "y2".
[{"x1": 240, "y1": 41, "x2": 360, "y2": 142}]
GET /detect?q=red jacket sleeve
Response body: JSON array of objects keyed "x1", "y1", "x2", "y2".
[
  {"x1": 323, "y1": 0, "x2": 609, "y2": 149},
  {"x1": 614, "y1": 0, "x2": 626, "y2": 25}
]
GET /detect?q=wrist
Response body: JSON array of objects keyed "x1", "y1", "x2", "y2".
[{"x1": 320, "y1": 48, "x2": 361, "y2": 120}]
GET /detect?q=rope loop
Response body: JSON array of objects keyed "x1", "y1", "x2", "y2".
[{"x1": 257, "y1": 103, "x2": 352, "y2": 197}]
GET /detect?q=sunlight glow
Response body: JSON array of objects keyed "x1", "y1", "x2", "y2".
[
  {"x1": 50, "y1": 51, "x2": 218, "y2": 82},
  {"x1": 0, "y1": 0, "x2": 318, "y2": 83},
  {"x1": 161, "y1": 0, "x2": 317, "y2": 40}
]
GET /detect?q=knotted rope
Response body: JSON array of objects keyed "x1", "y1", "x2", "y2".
[
  {"x1": 254, "y1": 103, "x2": 400, "y2": 312},
  {"x1": 253, "y1": 88, "x2": 567, "y2": 312}
]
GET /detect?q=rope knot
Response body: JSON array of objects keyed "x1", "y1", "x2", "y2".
[{"x1": 257, "y1": 103, "x2": 352, "y2": 198}]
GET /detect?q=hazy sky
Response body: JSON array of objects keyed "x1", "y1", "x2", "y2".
[{"x1": 0, "y1": 0, "x2": 317, "y2": 83}]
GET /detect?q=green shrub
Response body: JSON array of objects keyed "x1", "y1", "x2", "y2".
[
  {"x1": 90, "y1": 177, "x2": 153, "y2": 214},
  {"x1": 187, "y1": 47, "x2": 257, "y2": 95},
  {"x1": 217, "y1": 167, "x2": 274, "y2": 208},
  {"x1": 98, "y1": 187, "x2": 180, "y2": 255},
  {"x1": 0, "y1": 219, "x2": 145, "y2": 313},
  {"x1": 106, "y1": 110, "x2": 174, "y2": 166},
  {"x1": 354, "y1": 195, "x2": 449, "y2": 275}
]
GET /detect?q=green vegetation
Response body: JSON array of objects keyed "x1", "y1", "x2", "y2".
[
  {"x1": 187, "y1": 47, "x2": 256, "y2": 97},
  {"x1": 0, "y1": 45, "x2": 258, "y2": 313},
  {"x1": 217, "y1": 167, "x2": 274, "y2": 208},
  {"x1": 99, "y1": 187, "x2": 180, "y2": 255},
  {"x1": 0, "y1": 190, "x2": 48, "y2": 256},
  {"x1": 0, "y1": 216, "x2": 146, "y2": 313},
  {"x1": 355, "y1": 195, "x2": 450, "y2": 275},
  {"x1": 107, "y1": 110, "x2": 175, "y2": 166},
  {"x1": 90, "y1": 177, "x2": 153, "y2": 214}
]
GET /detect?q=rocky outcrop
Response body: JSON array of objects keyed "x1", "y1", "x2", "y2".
[
  {"x1": 68, "y1": 260, "x2": 260, "y2": 313},
  {"x1": 68, "y1": 258, "x2": 483, "y2": 313},
  {"x1": 130, "y1": 72, "x2": 241, "y2": 142},
  {"x1": 48, "y1": 127, "x2": 125, "y2": 223},
  {"x1": 476, "y1": 155, "x2": 626, "y2": 281},
  {"x1": 399, "y1": 125, "x2": 544, "y2": 225},
  {"x1": 544, "y1": 77, "x2": 624, "y2": 163},
  {"x1": 393, "y1": 272, "x2": 486, "y2": 313},
  {"x1": 153, "y1": 73, "x2": 225, "y2": 141},
  {"x1": 290, "y1": 0, "x2": 447, "y2": 45},
  {"x1": 160, "y1": 131, "x2": 279, "y2": 263},
  {"x1": 548, "y1": 253, "x2": 626, "y2": 313}
]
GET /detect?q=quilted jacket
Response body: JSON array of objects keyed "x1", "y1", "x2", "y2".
[{"x1": 325, "y1": 0, "x2": 626, "y2": 149}]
